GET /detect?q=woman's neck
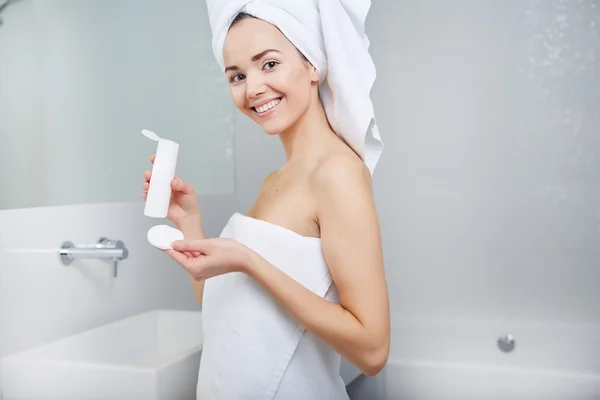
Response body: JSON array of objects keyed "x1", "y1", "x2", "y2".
[{"x1": 278, "y1": 96, "x2": 337, "y2": 164}]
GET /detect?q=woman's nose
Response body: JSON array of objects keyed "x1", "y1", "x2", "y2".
[{"x1": 245, "y1": 73, "x2": 267, "y2": 99}]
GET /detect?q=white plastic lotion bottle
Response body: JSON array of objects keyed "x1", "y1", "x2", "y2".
[{"x1": 142, "y1": 129, "x2": 179, "y2": 218}]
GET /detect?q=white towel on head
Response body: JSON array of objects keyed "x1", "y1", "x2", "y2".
[{"x1": 205, "y1": 0, "x2": 384, "y2": 174}]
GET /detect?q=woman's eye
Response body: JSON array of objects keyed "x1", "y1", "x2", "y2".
[
  {"x1": 264, "y1": 61, "x2": 278, "y2": 70},
  {"x1": 230, "y1": 74, "x2": 244, "y2": 83}
]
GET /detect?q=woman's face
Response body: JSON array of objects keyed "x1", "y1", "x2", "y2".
[{"x1": 223, "y1": 17, "x2": 319, "y2": 135}]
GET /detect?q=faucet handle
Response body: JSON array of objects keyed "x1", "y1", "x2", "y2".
[
  {"x1": 59, "y1": 237, "x2": 129, "y2": 278},
  {"x1": 98, "y1": 238, "x2": 128, "y2": 255},
  {"x1": 98, "y1": 238, "x2": 128, "y2": 278}
]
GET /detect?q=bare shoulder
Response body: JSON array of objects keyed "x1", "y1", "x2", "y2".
[
  {"x1": 310, "y1": 153, "x2": 372, "y2": 195},
  {"x1": 309, "y1": 153, "x2": 376, "y2": 229},
  {"x1": 260, "y1": 171, "x2": 279, "y2": 188}
]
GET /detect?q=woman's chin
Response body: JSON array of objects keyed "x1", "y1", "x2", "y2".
[
  {"x1": 259, "y1": 119, "x2": 290, "y2": 136},
  {"x1": 263, "y1": 127, "x2": 282, "y2": 136}
]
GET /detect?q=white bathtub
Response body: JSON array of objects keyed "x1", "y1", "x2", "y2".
[{"x1": 348, "y1": 317, "x2": 600, "y2": 400}]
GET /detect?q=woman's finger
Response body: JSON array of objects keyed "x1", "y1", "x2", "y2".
[
  {"x1": 171, "y1": 177, "x2": 195, "y2": 195},
  {"x1": 171, "y1": 239, "x2": 207, "y2": 252},
  {"x1": 164, "y1": 250, "x2": 208, "y2": 280},
  {"x1": 148, "y1": 158, "x2": 189, "y2": 192},
  {"x1": 182, "y1": 251, "x2": 202, "y2": 258},
  {"x1": 171, "y1": 177, "x2": 181, "y2": 191}
]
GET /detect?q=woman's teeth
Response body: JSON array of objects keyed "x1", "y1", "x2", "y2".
[{"x1": 255, "y1": 98, "x2": 281, "y2": 114}]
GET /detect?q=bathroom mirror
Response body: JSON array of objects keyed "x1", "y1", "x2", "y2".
[{"x1": 0, "y1": 0, "x2": 235, "y2": 210}]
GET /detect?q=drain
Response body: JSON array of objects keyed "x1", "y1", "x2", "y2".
[{"x1": 497, "y1": 334, "x2": 516, "y2": 353}]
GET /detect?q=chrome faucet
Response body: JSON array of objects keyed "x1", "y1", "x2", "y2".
[{"x1": 60, "y1": 238, "x2": 129, "y2": 277}]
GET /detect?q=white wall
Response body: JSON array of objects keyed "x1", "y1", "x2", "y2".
[{"x1": 367, "y1": 0, "x2": 599, "y2": 324}]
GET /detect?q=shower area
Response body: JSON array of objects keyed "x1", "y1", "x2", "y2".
[{"x1": 1, "y1": 0, "x2": 599, "y2": 399}]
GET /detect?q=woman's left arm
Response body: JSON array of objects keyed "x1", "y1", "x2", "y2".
[{"x1": 244, "y1": 155, "x2": 390, "y2": 376}]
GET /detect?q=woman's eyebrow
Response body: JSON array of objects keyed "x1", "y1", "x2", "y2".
[
  {"x1": 225, "y1": 49, "x2": 282, "y2": 72},
  {"x1": 251, "y1": 49, "x2": 281, "y2": 61}
]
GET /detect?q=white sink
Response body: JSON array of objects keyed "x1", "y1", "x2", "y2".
[{"x1": 1, "y1": 310, "x2": 203, "y2": 400}]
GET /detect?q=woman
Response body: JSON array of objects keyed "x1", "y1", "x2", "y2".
[{"x1": 143, "y1": 2, "x2": 389, "y2": 398}]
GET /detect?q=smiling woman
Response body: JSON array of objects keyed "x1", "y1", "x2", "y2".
[
  {"x1": 151, "y1": 1, "x2": 389, "y2": 399},
  {"x1": 223, "y1": 18, "x2": 320, "y2": 136},
  {"x1": 225, "y1": 48, "x2": 286, "y2": 116}
]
